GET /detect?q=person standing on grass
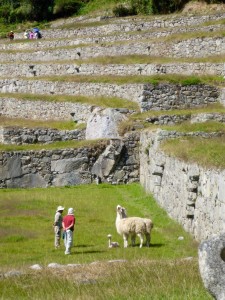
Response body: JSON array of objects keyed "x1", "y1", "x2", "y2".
[
  {"x1": 53, "y1": 206, "x2": 64, "y2": 249},
  {"x1": 62, "y1": 208, "x2": 75, "y2": 255}
]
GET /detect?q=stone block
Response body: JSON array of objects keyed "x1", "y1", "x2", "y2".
[{"x1": 199, "y1": 233, "x2": 225, "y2": 300}]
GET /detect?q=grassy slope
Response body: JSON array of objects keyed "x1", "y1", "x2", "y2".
[{"x1": 0, "y1": 183, "x2": 211, "y2": 299}]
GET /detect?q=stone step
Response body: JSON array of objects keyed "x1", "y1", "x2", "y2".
[
  {"x1": 0, "y1": 62, "x2": 224, "y2": 78},
  {"x1": 0, "y1": 36, "x2": 224, "y2": 63}
]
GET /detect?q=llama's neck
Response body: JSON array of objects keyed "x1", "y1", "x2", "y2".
[{"x1": 116, "y1": 212, "x2": 123, "y2": 234}]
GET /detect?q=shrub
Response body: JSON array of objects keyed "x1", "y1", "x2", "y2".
[
  {"x1": 113, "y1": 4, "x2": 137, "y2": 17},
  {"x1": 53, "y1": 0, "x2": 84, "y2": 17}
]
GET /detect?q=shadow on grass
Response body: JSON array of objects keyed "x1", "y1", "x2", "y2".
[
  {"x1": 74, "y1": 250, "x2": 107, "y2": 254},
  {"x1": 132, "y1": 243, "x2": 164, "y2": 248},
  {"x1": 75, "y1": 244, "x2": 95, "y2": 248}
]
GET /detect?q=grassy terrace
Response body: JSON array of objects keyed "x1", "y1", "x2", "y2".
[
  {"x1": 0, "y1": 139, "x2": 107, "y2": 151},
  {"x1": 24, "y1": 74, "x2": 225, "y2": 86},
  {"x1": 0, "y1": 183, "x2": 211, "y2": 299},
  {"x1": 1, "y1": 54, "x2": 225, "y2": 64},
  {"x1": 161, "y1": 135, "x2": 225, "y2": 170},
  {"x1": 0, "y1": 116, "x2": 84, "y2": 131},
  {"x1": 1, "y1": 26, "x2": 225, "y2": 54},
  {"x1": 0, "y1": 93, "x2": 139, "y2": 110},
  {"x1": 23, "y1": 54, "x2": 225, "y2": 64}
]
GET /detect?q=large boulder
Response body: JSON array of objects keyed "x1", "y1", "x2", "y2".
[
  {"x1": 85, "y1": 107, "x2": 128, "y2": 140},
  {"x1": 198, "y1": 233, "x2": 225, "y2": 300},
  {"x1": 91, "y1": 139, "x2": 124, "y2": 180}
]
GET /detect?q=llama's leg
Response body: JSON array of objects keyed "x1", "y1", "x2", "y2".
[
  {"x1": 131, "y1": 234, "x2": 136, "y2": 247},
  {"x1": 145, "y1": 233, "x2": 150, "y2": 247},
  {"x1": 123, "y1": 234, "x2": 128, "y2": 248},
  {"x1": 137, "y1": 233, "x2": 144, "y2": 248}
]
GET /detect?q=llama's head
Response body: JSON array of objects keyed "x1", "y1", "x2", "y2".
[
  {"x1": 117, "y1": 205, "x2": 127, "y2": 218},
  {"x1": 121, "y1": 207, "x2": 127, "y2": 218}
]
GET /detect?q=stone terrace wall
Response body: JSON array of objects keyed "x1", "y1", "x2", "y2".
[
  {"x1": 11, "y1": 12, "x2": 225, "y2": 40},
  {"x1": 0, "y1": 37, "x2": 225, "y2": 63},
  {"x1": 0, "y1": 127, "x2": 85, "y2": 144},
  {"x1": 0, "y1": 84, "x2": 221, "y2": 118},
  {"x1": 0, "y1": 97, "x2": 92, "y2": 122},
  {"x1": 0, "y1": 133, "x2": 140, "y2": 188},
  {"x1": 140, "y1": 83, "x2": 219, "y2": 111},
  {"x1": 0, "y1": 62, "x2": 224, "y2": 78},
  {"x1": 140, "y1": 129, "x2": 225, "y2": 241},
  {"x1": 2, "y1": 23, "x2": 224, "y2": 51},
  {"x1": 145, "y1": 112, "x2": 225, "y2": 125},
  {"x1": 0, "y1": 79, "x2": 142, "y2": 103}
]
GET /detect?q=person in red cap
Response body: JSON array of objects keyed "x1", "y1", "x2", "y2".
[
  {"x1": 62, "y1": 208, "x2": 75, "y2": 255},
  {"x1": 53, "y1": 205, "x2": 64, "y2": 249}
]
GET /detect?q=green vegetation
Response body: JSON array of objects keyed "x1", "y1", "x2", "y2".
[
  {"x1": 25, "y1": 74, "x2": 225, "y2": 86},
  {"x1": 0, "y1": 116, "x2": 83, "y2": 130},
  {"x1": 0, "y1": 139, "x2": 106, "y2": 151},
  {"x1": 161, "y1": 135, "x2": 225, "y2": 169},
  {"x1": 0, "y1": 183, "x2": 211, "y2": 299},
  {"x1": 82, "y1": 54, "x2": 225, "y2": 65},
  {"x1": 0, "y1": 93, "x2": 139, "y2": 110}
]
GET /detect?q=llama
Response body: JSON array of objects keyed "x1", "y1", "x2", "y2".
[
  {"x1": 121, "y1": 206, "x2": 153, "y2": 247},
  {"x1": 115, "y1": 205, "x2": 153, "y2": 248},
  {"x1": 107, "y1": 234, "x2": 119, "y2": 248}
]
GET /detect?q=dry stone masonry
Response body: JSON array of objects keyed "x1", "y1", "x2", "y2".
[
  {"x1": 0, "y1": 133, "x2": 140, "y2": 188},
  {"x1": 0, "y1": 127, "x2": 85, "y2": 144},
  {"x1": 0, "y1": 62, "x2": 224, "y2": 78},
  {"x1": 140, "y1": 129, "x2": 225, "y2": 242}
]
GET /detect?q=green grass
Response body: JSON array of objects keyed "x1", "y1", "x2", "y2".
[
  {"x1": 25, "y1": 74, "x2": 225, "y2": 86},
  {"x1": 0, "y1": 184, "x2": 212, "y2": 299},
  {"x1": 0, "y1": 139, "x2": 107, "y2": 151},
  {"x1": 161, "y1": 135, "x2": 225, "y2": 169},
  {"x1": 82, "y1": 54, "x2": 225, "y2": 64},
  {"x1": 0, "y1": 93, "x2": 139, "y2": 110},
  {"x1": 0, "y1": 116, "x2": 84, "y2": 130}
]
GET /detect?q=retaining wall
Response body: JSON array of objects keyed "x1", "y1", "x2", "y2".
[
  {"x1": 0, "y1": 97, "x2": 92, "y2": 122},
  {"x1": 1, "y1": 37, "x2": 225, "y2": 63},
  {"x1": 0, "y1": 132, "x2": 140, "y2": 188},
  {"x1": 0, "y1": 62, "x2": 224, "y2": 78},
  {"x1": 140, "y1": 129, "x2": 225, "y2": 241},
  {"x1": 0, "y1": 127, "x2": 85, "y2": 144},
  {"x1": 9, "y1": 11, "x2": 225, "y2": 41}
]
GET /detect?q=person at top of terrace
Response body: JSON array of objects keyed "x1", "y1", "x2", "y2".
[{"x1": 8, "y1": 31, "x2": 14, "y2": 40}]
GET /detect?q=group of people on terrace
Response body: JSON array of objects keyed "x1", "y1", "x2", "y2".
[
  {"x1": 7, "y1": 28, "x2": 42, "y2": 40},
  {"x1": 24, "y1": 28, "x2": 42, "y2": 39}
]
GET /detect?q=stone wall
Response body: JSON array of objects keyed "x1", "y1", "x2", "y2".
[
  {"x1": 0, "y1": 62, "x2": 224, "y2": 78},
  {"x1": 140, "y1": 129, "x2": 225, "y2": 241},
  {"x1": 0, "y1": 82, "x2": 220, "y2": 116},
  {"x1": 10, "y1": 11, "x2": 225, "y2": 41},
  {"x1": 2, "y1": 23, "x2": 224, "y2": 51},
  {"x1": 0, "y1": 127, "x2": 85, "y2": 144},
  {"x1": 1, "y1": 37, "x2": 225, "y2": 63},
  {"x1": 145, "y1": 112, "x2": 225, "y2": 125},
  {"x1": 0, "y1": 79, "x2": 142, "y2": 103},
  {"x1": 140, "y1": 83, "x2": 219, "y2": 111},
  {"x1": 0, "y1": 97, "x2": 92, "y2": 122},
  {"x1": 0, "y1": 132, "x2": 140, "y2": 188}
]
